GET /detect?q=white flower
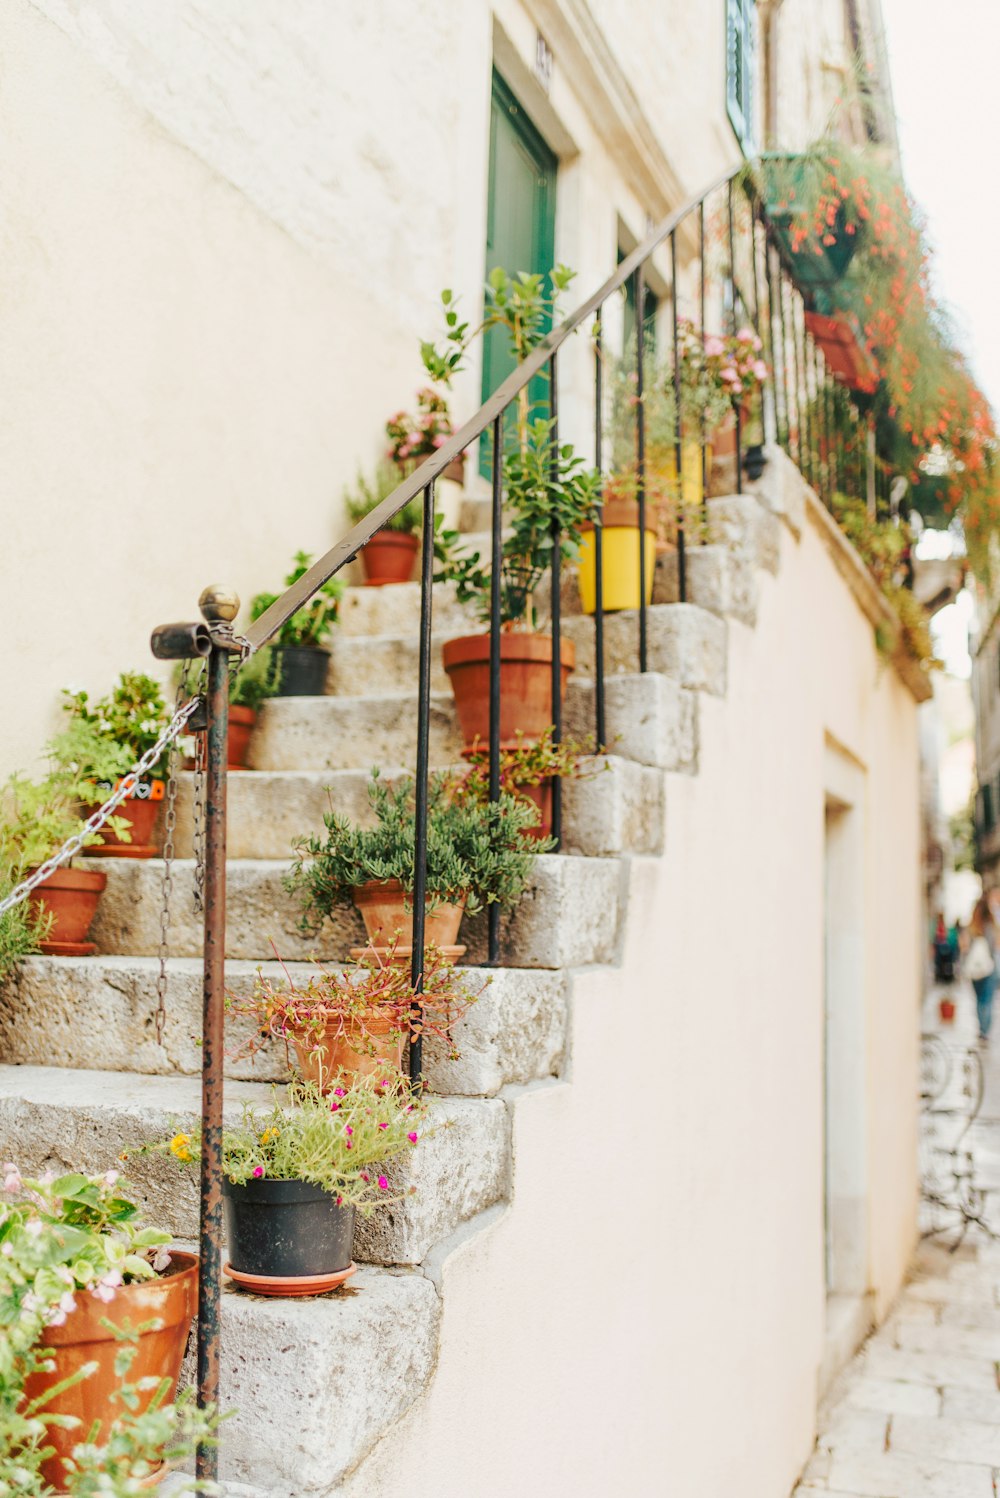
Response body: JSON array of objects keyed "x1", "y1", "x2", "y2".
[
  {"x1": 24, "y1": 1218, "x2": 43, "y2": 1238},
  {"x1": 152, "y1": 1247, "x2": 172, "y2": 1273},
  {"x1": 103, "y1": 1170, "x2": 119, "y2": 1187}
]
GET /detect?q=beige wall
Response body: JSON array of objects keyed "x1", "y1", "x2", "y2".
[{"x1": 342, "y1": 484, "x2": 920, "y2": 1498}]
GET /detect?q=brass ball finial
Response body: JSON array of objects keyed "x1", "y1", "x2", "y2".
[{"x1": 198, "y1": 585, "x2": 240, "y2": 624}]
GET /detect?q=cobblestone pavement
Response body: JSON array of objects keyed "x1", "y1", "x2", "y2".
[{"x1": 793, "y1": 980, "x2": 1000, "y2": 1497}]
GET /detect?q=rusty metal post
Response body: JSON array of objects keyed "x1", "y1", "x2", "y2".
[{"x1": 195, "y1": 584, "x2": 238, "y2": 1481}]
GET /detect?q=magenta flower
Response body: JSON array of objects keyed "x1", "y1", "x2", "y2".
[
  {"x1": 253, "y1": 1166, "x2": 264, "y2": 1179},
  {"x1": 330, "y1": 1101, "x2": 340, "y2": 1112},
  {"x1": 377, "y1": 1176, "x2": 389, "y2": 1191},
  {"x1": 334, "y1": 1088, "x2": 347, "y2": 1098},
  {"x1": 360, "y1": 1172, "x2": 370, "y2": 1184},
  {"x1": 378, "y1": 1122, "x2": 388, "y2": 1130},
  {"x1": 407, "y1": 1132, "x2": 418, "y2": 1144},
  {"x1": 344, "y1": 1126, "x2": 353, "y2": 1137}
]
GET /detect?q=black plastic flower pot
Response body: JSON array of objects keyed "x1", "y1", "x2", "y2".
[
  {"x1": 222, "y1": 1177, "x2": 356, "y2": 1277},
  {"x1": 273, "y1": 646, "x2": 330, "y2": 696}
]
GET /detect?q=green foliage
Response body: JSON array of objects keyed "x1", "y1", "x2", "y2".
[
  {"x1": 229, "y1": 646, "x2": 279, "y2": 711},
  {"x1": 228, "y1": 947, "x2": 484, "y2": 1069},
  {"x1": 951, "y1": 797, "x2": 976, "y2": 874},
  {"x1": 0, "y1": 770, "x2": 120, "y2": 875},
  {"x1": 0, "y1": 1168, "x2": 218, "y2": 1495},
  {"x1": 250, "y1": 551, "x2": 346, "y2": 649},
  {"x1": 57, "y1": 674, "x2": 171, "y2": 786},
  {"x1": 343, "y1": 461, "x2": 422, "y2": 535},
  {"x1": 462, "y1": 727, "x2": 602, "y2": 790},
  {"x1": 434, "y1": 418, "x2": 601, "y2": 626},
  {"x1": 289, "y1": 769, "x2": 547, "y2": 921},
  {"x1": 0, "y1": 876, "x2": 49, "y2": 983},
  {"x1": 829, "y1": 492, "x2": 938, "y2": 669},
  {"x1": 151, "y1": 1075, "x2": 428, "y2": 1209}
]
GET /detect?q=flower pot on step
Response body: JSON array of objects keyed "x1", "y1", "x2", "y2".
[
  {"x1": 29, "y1": 865, "x2": 107, "y2": 956},
  {"x1": 273, "y1": 645, "x2": 331, "y2": 696},
  {"x1": 351, "y1": 879, "x2": 466, "y2": 961},
  {"x1": 517, "y1": 779, "x2": 552, "y2": 840},
  {"x1": 577, "y1": 498, "x2": 657, "y2": 615},
  {"x1": 228, "y1": 704, "x2": 257, "y2": 768},
  {"x1": 443, "y1": 452, "x2": 466, "y2": 486},
  {"x1": 21, "y1": 1251, "x2": 198, "y2": 1492},
  {"x1": 291, "y1": 1008, "x2": 406, "y2": 1088},
  {"x1": 442, "y1": 632, "x2": 575, "y2": 751},
  {"x1": 83, "y1": 780, "x2": 163, "y2": 859},
  {"x1": 223, "y1": 1177, "x2": 357, "y2": 1296},
  {"x1": 361, "y1": 531, "x2": 420, "y2": 586},
  {"x1": 939, "y1": 996, "x2": 956, "y2": 1024}
]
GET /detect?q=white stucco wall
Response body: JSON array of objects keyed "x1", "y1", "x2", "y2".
[{"x1": 342, "y1": 489, "x2": 920, "y2": 1498}]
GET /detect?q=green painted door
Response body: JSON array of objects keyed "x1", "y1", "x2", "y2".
[{"x1": 480, "y1": 72, "x2": 557, "y2": 475}]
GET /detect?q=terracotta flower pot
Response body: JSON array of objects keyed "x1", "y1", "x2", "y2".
[
  {"x1": 291, "y1": 1008, "x2": 407, "y2": 1088},
  {"x1": 442, "y1": 452, "x2": 466, "y2": 486},
  {"x1": 939, "y1": 997, "x2": 956, "y2": 1024},
  {"x1": 442, "y1": 632, "x2": 575, "y2": 752},
  {"x1": 21, "y1": 1251, "x2": 198, "y2": 1492},
  {"x1": 83, "y1": 781, "x2": 163, "y2": 859},
  {"x1": 517, "y1": 780, "x2": 552, "y2": 840},
  {"x1": 29, "y1": 865, "x2": 107, "y2": 956},
  {"x1": 228, "y1": 704, "x2": 257, "y2": 769},
  {"x1": 352, "y1": 879, "x2": 466, "y2": 958},
  {"x1": 361, "y1": 531, "x2": 419, "y2": 586}
]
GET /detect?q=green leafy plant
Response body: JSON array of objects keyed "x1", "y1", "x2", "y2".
[
  {"x1": 0, "y1": 768, "x2": 124, "y2": 875},
  {"x1": 829, "y1": 492, "x2": 938, "y2": 669},
  {"x1": 344, "y1": 461, "x2": 422, "y2": 534},
  {"x1": 57, "y1": 674, "x2": 171, "y2": 788},
  {"x1": 461, "y1": 727, "x2": 603, "y2": 791},
  {"x1": 229, "y1": 645, "x2": 279, "y2": 711},
  {"x1": 228, "y1": 946, "x2": 484, "y2": 1069},
  {"x1": 0, "y1": 876, "x2": 50, "y2": 981},
  {"x1": 435, "y1": 417, "x2": 601, "y2": 626},
  {"x1": 151, "y1": 1075, "x2": 428, "y2": 1209},
  {"x1": 250, "y1": 551, "x2": 346, "y2": 650},
  {"x1": 0, "y1": 1168, "x2": 218, "y2": 1495},
  {"x1": 289, "y1": 769, "x2": 547, "y2": 923}
]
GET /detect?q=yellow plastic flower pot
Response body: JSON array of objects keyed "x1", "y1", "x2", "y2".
[
  {"x1": 577, "y1": 498, "x2": 658, "y2": 616},
  {"x1": 656, "y1": 440, "x2": 712, "y2": 512}
]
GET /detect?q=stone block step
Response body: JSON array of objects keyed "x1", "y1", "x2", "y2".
[
  {"x1": 0, "y1": 957, "x2": 568, "y2": 1099},
  {"x1": 565, "y1": 673, "x2": 698, "y2": 774},
  {"x1": 249, "y1": 692, "x2": 462, "y2": 772},
  {"x1": 563, "y1": 603, "x2": 727, "y2": 696},
  {"x1": 171, "y1": 757, "x2": 662, "y2": 861},
  {"x1": 327, "y1": 633, "x2": 452, "y2": 697},
  {"x1": 458, "y1": 495, "x2": 493, "y2": 531},
  {"x1": 0, "y1": 1065, "x2": 508, "y2": 1267},
  {"x1": 706, "y1": 492, "x2": 781, "y2": 577},
  {"x1": 88, "y1": 853, "x2": 622, "y2": 968},
  {"x1": 338, "y1": 582, "x2": 477, "y2": 639},
  {"x1": 654, "y1": 543, "x2": 758, "y2": 625}
]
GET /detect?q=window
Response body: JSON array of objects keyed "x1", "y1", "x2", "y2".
[{"x1": 726, "y1": 0, "x2": 757, "y2": 155}]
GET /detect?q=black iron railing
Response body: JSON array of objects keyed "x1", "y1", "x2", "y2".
[{"x1": 152, "y1": 157, "x2": 895, "y2": 1476}]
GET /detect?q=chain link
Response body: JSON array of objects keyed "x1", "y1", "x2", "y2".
[
  {"x1": 0, "y1": 695, "x2": 202, "y2": 919},
  {"x1": 153, "y1": 665, "x2": 202, "y2": 1047}
]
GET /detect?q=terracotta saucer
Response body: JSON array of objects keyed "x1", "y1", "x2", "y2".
[
  {"x1": 223, "y1": 1260, "x2": 357, "y2": 1298},
  {"x1": 349, "y1": 944, "x2": 467, "y2": 963},
  {"x1": 39, "y1": 940, "x2": 97, "y2": 957},
  {"x1": 82, "y1": 845, "x2": 158, "y2": 859}
]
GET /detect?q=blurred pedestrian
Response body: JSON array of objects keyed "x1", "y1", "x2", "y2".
[
  {"x1": 933, "y1": 912, "x2": 956, "y2": 984},
  {"x1": 965, "y1": 896, "x2": 997, "y2": 1043}
]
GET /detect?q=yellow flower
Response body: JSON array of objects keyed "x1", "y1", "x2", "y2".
[
  {"x1": 170, "y1": 1132, "x2": 193, "y2": 1163},
  {"x1": 260, "y1": 1128, "x2": 280, "y2": 1146}
]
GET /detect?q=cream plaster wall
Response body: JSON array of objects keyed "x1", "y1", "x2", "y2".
[{"x1": 343, "y1": 495, "x2": 920, "y2": 1498}]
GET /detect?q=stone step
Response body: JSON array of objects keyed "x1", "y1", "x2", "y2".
[
  {"x1": 327, "y1": 633, "x2": 453, "y2": 697},
  {"x1": 171, "y1": 757, "x2": 663, "y2": 861},
  {"x1": 249, "y1": 692, "x2": 463, "y2": 771},
  {"x1": 562, "y1": 603, "x2": 727, "y2": 696},
  {"x1": 566, "y1": 673, "x2": 698, "y2": 774},
  {"x1": 88, "y1": 853, "x2": 622, "y2": 968},
  {"x1": 0, "y1": 957, "x2": 568, "y2": 1099},
  {"x1": 458, "y1": 495, "x2": 493, "y2": 531},
  {"x1": 654, "y1": 543, "x2": 758, "y2": 626},
  {"x1": 338, "y1": 582, "x2": 478, "y2": 639},
  {"x1": 0, "y1": 1064, "x2": 508, "y2": 1268},
  {"x1": 706, "y1": 492, "x2": 781, "y2": 578}
]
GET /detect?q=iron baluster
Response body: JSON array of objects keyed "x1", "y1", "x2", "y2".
[
  {"x1": 826, "y1": 372, "x2": 838, "y2": 500},
  {"x1": 410, "y1": 482, "x2": 436, "y2": 1073},
  {"x1": 195, "y1": 586, "x2": 237, "y2": 1484},
  {"x1": 549, "y1": 351, "x2": 563, "y2": 846},
  {"x1": 787, "y1": 276, "x2": 803, "y2": 474},
  {"x1": 593, "y1": 314, "x2": 607, "y2": 750},
  {"x1": 488, "y1": 423, "x2": 503, "y2": 965},
  {"x1": 772, "y1": 246, "x2": 790, "y2": 453},
  {"x1": 727, "y1": 178, "x2": 742, "y2": 495},
  {"x1": 670, "y1": 231, "x2": 687, "y2": 588},
  {"x1": 636, "y1": 265, "x2": 652, "y2": 639},
  {"x1": 699, "y1": 200, "x2": 708, "y2": 536}
]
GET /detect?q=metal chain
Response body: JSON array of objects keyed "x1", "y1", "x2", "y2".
[
  {"x1": 154, "y1": 666, "x2": 200, "y2": 1046},
  {"x1": 0, "y1": 695, "x2": 202, "y2": 918}
]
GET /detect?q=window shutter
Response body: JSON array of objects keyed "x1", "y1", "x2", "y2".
[{"x1": 726, "y1": 0, "x2": 757, "y2": 155}]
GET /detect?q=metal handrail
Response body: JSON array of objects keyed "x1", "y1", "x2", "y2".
[{"x1": 244, "y1": 163, "x2": 744, "y2": 654}]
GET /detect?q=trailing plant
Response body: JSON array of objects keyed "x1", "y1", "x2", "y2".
[
  {"x1": 344, "y1": 460, "x2": 422, "y2": 535},
  {"x1": 461, "y1": 727, "x2": 604, "y2": 792},
  {"x1": 149, "y1": 1075, "x2": 428, "y2": 1209},
  {"x1": 0, "y1": 873, "x2": 50, "y2": 981},
  {"x1": 57, "y1": 673, "x2": 171, "y2": 788},
  {"x1": 288, "y1": 768, "x2": 548, "y2": 923},
  {"x1": 0, "y1": 1167, "x2": 218, "y2": 1495},
  {"x1": 434, "y1": 417, "x2": 601, "y2": 626},
  {"x1": 228, "y1": 945, "x2": 484, "y2": 1069},
  {"x1": 829, "y1": 492, "x2": 938, "y2": 669},
  {"x1": 250, "y1": 551, "x2": 345, "y2": 649},
  {"x1": 385, "y1": 390, "x2": 453, "y2": 475}
]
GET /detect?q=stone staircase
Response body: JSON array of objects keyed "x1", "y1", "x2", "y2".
[{"x1": 0, "y1": 485, "x2": 782, "y2": 1495}]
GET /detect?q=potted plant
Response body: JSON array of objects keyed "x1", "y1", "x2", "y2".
[
  {"x1": 387, "y1": 386, "x2": 464, "y2": 485},
  {"x1": 250, "y1": 551, "x2": 345, "y2": 697},
  {"x1": 57, "y1": 673, "x2": 171, "y2": 857},
  {"x1": 0, "y1": 769, "x2": 121, "y2": 955},
  {"x1": 760, "y1": 151, "x2": 865, "y2": 289},
  {"x1": 152, "y1": 1075, "x2": 428, "y2": 1295},
  {"x1": 228, "y1": 946, "x2": 482, "y2": 1085},
  {"x1": 460, "y1": 728, "x2": 602, "y2": 840},
  {"x1": 344, "y1": 461, "x2": 423, "y2": 587},
  {"x1": 289, "y1": 768, "x2": 545, "y2": 959},
  {"x1": 1, "y1": 1165, "x2": 212, "y2": 1493},
  {"x1": 0, "y1": 866, "x2": 50, "y2": 979}
]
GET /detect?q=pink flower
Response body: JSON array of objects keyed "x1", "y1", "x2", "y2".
[
  {"x1": 330, "y1": 1102, "x2": 340, "y2": 1112},
  {"x1": 253, "y1": 1167, "x2": 264, "y2": 1179},
  {"x1": 378, "y1": 1122, "x2": 388, "y2": 1130},
  {"x1": 103, "y1": 1170, "x2": 119, "y2": 1187},
  {"x1": 92, "y1": 1271, "x2": 122, "y2": 1305},
  {"x1": 736, "y1": 328, "x2": 754, "y2": 343},
  {"x1": 377, "y1": 1176, "x2": 389, "y2": 1191},
  {"x1": 3, "y1": 1171, "x2": 20, "y2": 1194},
  {"x1": 720, "y1": 366, "x2": 737, "y2": 383},
  {"x1": 336, "y1": 1195, "x2": 343, "y2": 1206},
  {"x1": 752, "y1": 360, "x2": 768, "y2": 381},
  {"x1": 344, "y1": 1126, "x2": 353, "y2": 1137},
  {"x1": 704, "y1": 336, "x2": 725, "y2": 358},
  {"x1": 432, "y1": 433, "x2": 448, "y2": 448},
  {"x1": 360, "y1": 1172, "x2": 370, "y2": 1184},
  {"x1": 407, "y1": 1132, "x2": 418, "y2": 1144},
  {"x1": 334, "y1": 1088, "x2": 346, "y2": 1098}
]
